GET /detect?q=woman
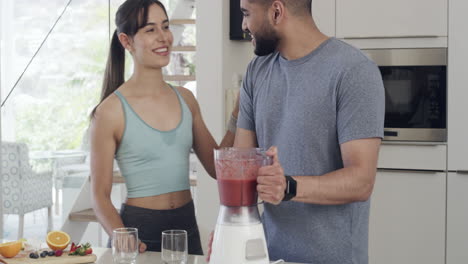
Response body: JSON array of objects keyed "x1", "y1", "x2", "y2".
[{"x1": 90, "y1": 0, "x2": 238, "y2": 255}]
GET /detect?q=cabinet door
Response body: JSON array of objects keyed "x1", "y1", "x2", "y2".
[
  {"x1": 336, "y1": 0, "x2": 448, "y2": 38},
  {"x1": 447, "y1": 172, "x2": 468, "y2": 264},
  {"x1": 448, "y1": 0, "x2": 468, "y2": 171},
  {"x1": 369, "y1": 170, "x2": 446, "y2": 264},
  {"x1": 312, "y1": 0, "x2": 335, "y2": 37}
]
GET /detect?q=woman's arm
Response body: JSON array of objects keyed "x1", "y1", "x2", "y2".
[
  {"x1": 178, "y1": 88, "x2": 239, "y2": 179},
  {"x1": 90, "y1": 106, "x2": 125, "y2": 236},
  {"x1": 90, "y1": 97, "x2": 147, "y2": 253}
]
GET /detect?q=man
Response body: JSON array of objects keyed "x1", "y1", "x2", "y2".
[{"x1": 234, "y1": 0, "x2": 385, "y2": 263}]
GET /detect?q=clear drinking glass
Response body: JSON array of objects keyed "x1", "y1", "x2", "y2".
[
  {"x1": 161, "y1": 230, "x2": 188, "y2": 264},
  {"x1": 112, "y1": 227, "x2": 139, "y2": 264}
]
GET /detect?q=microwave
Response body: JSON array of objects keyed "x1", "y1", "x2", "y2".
[{"x1": 363, "y1": 48, "x2": 447, "y2": 142}]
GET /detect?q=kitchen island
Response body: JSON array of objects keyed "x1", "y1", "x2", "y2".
[{"x1": 92, "y1": 247, "x2": 301, "y2": 264}]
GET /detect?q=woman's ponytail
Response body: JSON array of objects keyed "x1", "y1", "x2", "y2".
[{"x1": 91, "y1": 30, "x2": 125, "y2": 118}]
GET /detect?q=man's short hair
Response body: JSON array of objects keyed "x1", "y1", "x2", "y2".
[{"x1": 249, "y1": 0, "x2": 313, "y2": 16}]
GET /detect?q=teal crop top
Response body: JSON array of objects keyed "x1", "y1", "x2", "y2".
[{"x1": 114, "y1": 86, "x2": 193, "y2": 198}]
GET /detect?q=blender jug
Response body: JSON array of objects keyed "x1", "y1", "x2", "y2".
[
  {"x1": 211, "y1": 148, "x2": 271, "y2": 264},
  {"x1": 215, "y1": 148, "x2": 271, "y2": 207}
]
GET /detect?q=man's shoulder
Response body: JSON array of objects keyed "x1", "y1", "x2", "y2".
[{"x1": 325, "y1": 38, "x2": 376, "y2": 70}]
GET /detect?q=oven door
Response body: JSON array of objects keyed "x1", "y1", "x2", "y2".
[{"x1": 364, "y1": 48, "x2": 447, "y2": 142}]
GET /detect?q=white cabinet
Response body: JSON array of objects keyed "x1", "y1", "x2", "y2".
[
  {"x1": 336, "y1": 0, "x2": 448, "y2": 39},
  {"x1": 448, "y1": 0, "x2": 468, "y2": 171},
  {"x1": 447, "y1": 172, "x2": 468, "y2": 264},
  {"x1": 312, "y1": 0, "x2": 335, "y2": 37},
  {"x1": 447, "y1": 1, "x2": 468, "y2": 261},
  {"x1": 369, "y1": 170, "x2": 446, "y2": 264},
  {"x1": 378, "y1": 143, "x2": 446, "y2": 171}
]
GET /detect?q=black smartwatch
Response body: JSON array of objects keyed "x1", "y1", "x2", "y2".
[{"x1": 283, "y1": 175, "x2": 297, "y2": 201}]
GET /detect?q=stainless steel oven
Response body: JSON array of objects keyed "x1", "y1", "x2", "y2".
[{"x1": 363, "y1": 48, "x2": 447, "y2": 142}]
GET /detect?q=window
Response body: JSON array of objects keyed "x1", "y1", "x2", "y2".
[{"x1": 0, "y1": 0, "x2": 197, "y2": 240}]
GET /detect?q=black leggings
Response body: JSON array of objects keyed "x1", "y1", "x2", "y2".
[{"x1": 108, "y1": 200, "x2": 203, "y2": 255}]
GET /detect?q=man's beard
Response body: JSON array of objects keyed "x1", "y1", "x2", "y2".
[{"x1": 253, "y1": 24, "x2": 279, "y2": 56}]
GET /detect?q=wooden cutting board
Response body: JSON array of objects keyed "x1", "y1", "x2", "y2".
[{"x1": 0, "y1": 251, "x2": 97, "y2": 264}]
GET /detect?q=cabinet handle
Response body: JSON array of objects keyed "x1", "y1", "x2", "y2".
[
  {"x1": 456, "y1": 170, "x2": 468, "y2": 175},
  {"x1": 344, "y1": 35, "x2": 439, "y2": 39}
]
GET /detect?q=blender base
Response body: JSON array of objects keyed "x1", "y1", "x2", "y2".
[{"x1": 210, "y1": 223, "x2": 269, "y2": 264}]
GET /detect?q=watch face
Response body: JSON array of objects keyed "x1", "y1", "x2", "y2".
[{"x1": 283, "y1": 176, "x2": 297, "y2": 201}]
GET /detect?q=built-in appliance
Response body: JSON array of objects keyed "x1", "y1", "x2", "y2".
[{"x1": 363, "y1": 48, "x2": 447, "y2": 142}]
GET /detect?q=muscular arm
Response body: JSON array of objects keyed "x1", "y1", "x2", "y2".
[
  {"x1": 257, "y1": 138, "x2": 381, "y2": 205},
  {"x1": 234, "y1": 127, "x2": 257, "y2": 148},
  {"x1": 292, "y1": 138, "x2": 381, "y2": 205}
]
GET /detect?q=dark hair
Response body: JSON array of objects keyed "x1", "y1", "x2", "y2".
[
  {"x1": 249, "y1": 0, "x2": 313, "y2": 16},
  {"x1": 91, "y1": 0, "x2": 168, "y2": 118}
]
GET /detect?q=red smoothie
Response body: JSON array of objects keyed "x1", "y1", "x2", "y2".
[
  {"x1": 217, "y1": 178, "x2": 258, "y2": 206},
  {"x1": 215, "y1": 158, "x2": 263, "y2": 206}
]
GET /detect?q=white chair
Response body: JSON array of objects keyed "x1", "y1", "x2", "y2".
[{"x1": 1, "y1": 141, "x2": 53, "y2": 239}]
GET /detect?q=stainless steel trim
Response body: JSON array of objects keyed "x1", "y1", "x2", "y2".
[
  {"x1": 362, "y1": 48, "x2": 447, "y2": 66},
  {"x1": 381, "y1": 141, "x2": 446, "y2": 146},
  {"x1": 345, "y1": 35, "x2": 439, "y2": 39},
  {"x1": 383, "y1": 128, "x2": 447, "y2": 142},
  {"x1": 377, "y1": 168, "x2": 442, "y2": 174}
]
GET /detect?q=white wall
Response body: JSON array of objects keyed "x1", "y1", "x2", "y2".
[
  {"x1": 196, "y1": 0, "x2": 224, "y2": 252},
  {"x1": 0, "y1": 0, "x2": 3, "y2": 239},
  {"x1": 196, "y1": 0, "x2": 253, "y2": 251}
]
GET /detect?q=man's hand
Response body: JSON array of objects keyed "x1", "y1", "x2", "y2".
[{"x1": 257, "y1": 146, "x2": 286, "y2": 205}]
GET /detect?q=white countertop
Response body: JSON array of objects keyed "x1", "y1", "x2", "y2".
[{"x1": 92, "y1": 247, "x2": 300, "y2": 264}]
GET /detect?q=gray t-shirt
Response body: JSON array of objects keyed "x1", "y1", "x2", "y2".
[{"x1": 238, "y1": 38, "x2": 385, "y2": 264}]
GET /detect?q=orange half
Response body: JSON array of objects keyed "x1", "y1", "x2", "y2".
[
  {"x1": 46, "y1": 230, "x2": 71, "y2": 251},
  {"x1": 0, "y1": 241, "x2": 22, "y2": 258}
]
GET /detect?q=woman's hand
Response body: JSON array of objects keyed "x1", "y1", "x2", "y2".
[{"x1": 139, "y1": 241, "x2": 147, "y2": 253}]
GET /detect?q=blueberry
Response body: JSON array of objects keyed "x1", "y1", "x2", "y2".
[
  {"x1": 48, "y1": 251, "x2": 55, "y2": 256},
  {"x1": 29, "y1": 252, "x2": 39, "y2": 259},
  {"x1": 40, "y1": 251, "x2": 48, "y2": 258}
]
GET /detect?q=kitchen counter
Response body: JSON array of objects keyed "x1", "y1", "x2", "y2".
[{"x1": 92, "y1": 247, "x2": 301, "y2": 264}]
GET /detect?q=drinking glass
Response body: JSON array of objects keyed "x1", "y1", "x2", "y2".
[
  {"x1": 161, "y1": 230, "x2": 188, "y2": 264},
  {"x1": 112, "y1": 227, "x2": 139, "y2": 264}
]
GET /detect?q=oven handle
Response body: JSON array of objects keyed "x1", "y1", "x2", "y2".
[
  {"x1": 344, "y1": 35, "x2": 439, "y2": 39},
  {"x1": 377, "y1": 168, "x2": 443, "y2": 174},
  {"x1": 382, "y1": 142, "x2": 446, "y2": 147}
]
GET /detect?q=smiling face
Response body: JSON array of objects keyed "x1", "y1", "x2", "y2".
[
  {"x1": 126, "y1": 4, "x2": 173, "y2": 69},
  {"x1": 240, "y1": 0, "x2": 280, "y2": 56}
]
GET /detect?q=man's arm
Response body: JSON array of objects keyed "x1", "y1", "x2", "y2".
[
  {"x1": 257, "y1": 138, "x2": 381, "y2": 205},
  {"x1": 234, "y1": 127, "x2": 258, "y2": 148},
  {"x1": 292, "y1": 138, "x2": 381, "y2": 205}
]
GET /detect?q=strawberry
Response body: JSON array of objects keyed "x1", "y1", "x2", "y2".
[
  {"x1": 55, "y1": 250, "x2": 63, "y2": 257},
  {"x1": 68, "y1": 242, "x2": 92, "y2": 256},
  {"x1": 70, "y1": 242, "x2": 77, "y2": 253}
]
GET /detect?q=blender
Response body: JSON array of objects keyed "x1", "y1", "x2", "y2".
[{"x1": 210, "y1": 148, "x2": 270, "y2": 264}]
